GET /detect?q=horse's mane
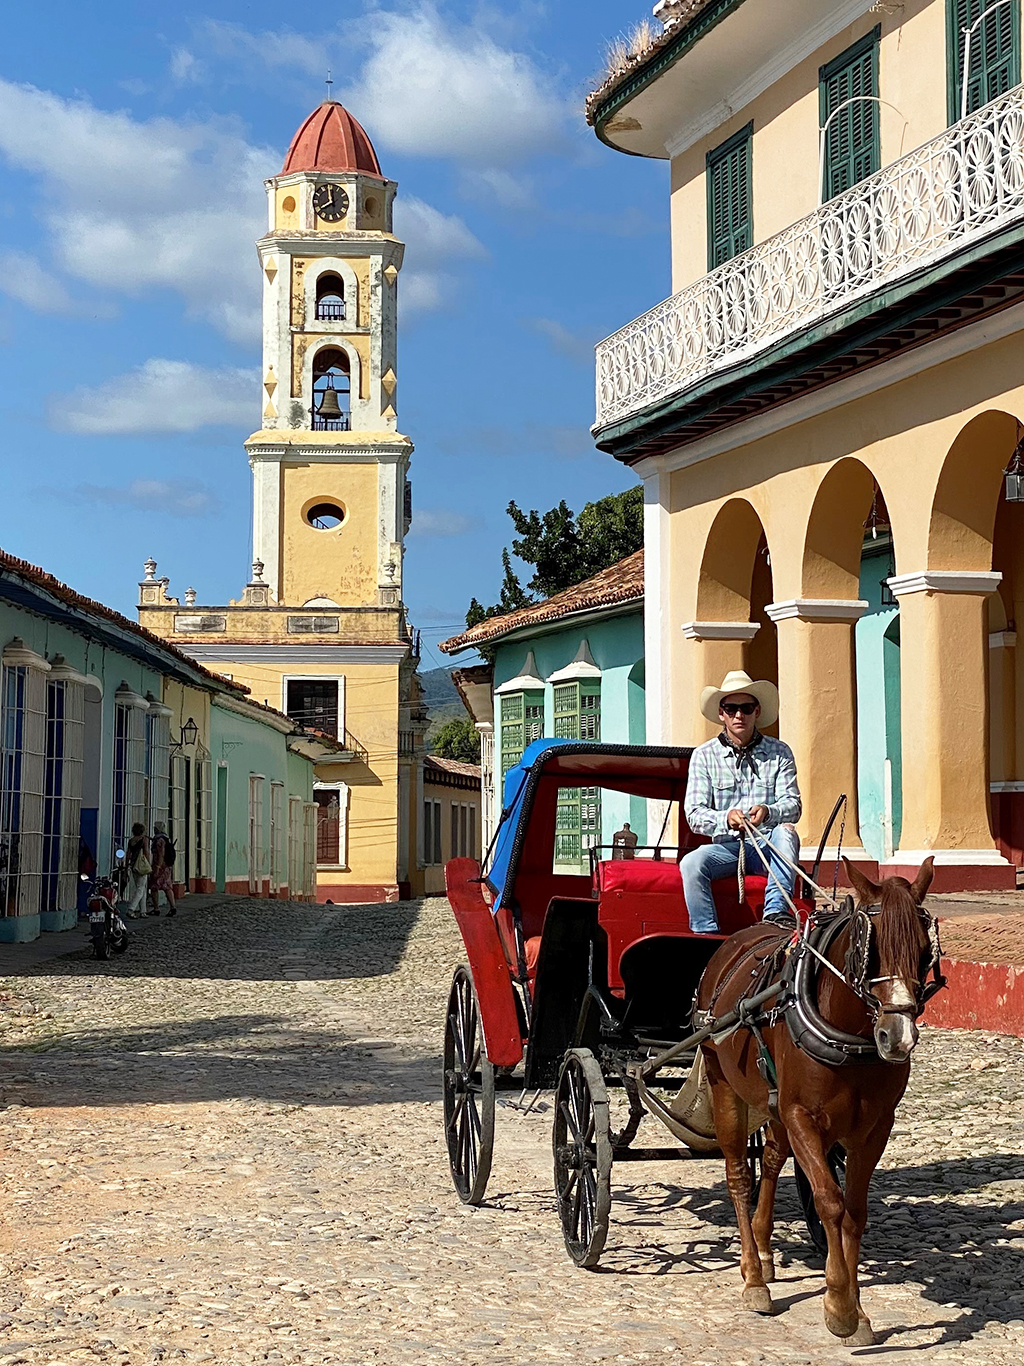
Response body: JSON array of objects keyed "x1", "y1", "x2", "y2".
[{"x1": 874, "y1": 879, "x2": 926, "y2": 981}]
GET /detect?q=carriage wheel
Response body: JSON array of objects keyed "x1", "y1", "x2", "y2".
[
  {"x1": 443, "y1": 966, "x2": 495, "y2": 1206},
  {"x1": 794, "y1": 1144, "x2": 846, "y2": 1256},
  {"x1": 553, "y1": 1048, "x2": 612, "y2": 1269}
]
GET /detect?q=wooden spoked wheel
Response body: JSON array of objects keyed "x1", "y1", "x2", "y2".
[
  {"x1": 553, "y1": 1048, "x2": 612, "y2": 1269},
  {"x1": 443, "y1": 966, "x2": 495, "y2": 1206}
]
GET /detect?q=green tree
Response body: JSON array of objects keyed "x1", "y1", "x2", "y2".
[
  {"x1": 465, "y1": 486, "x2": 642, "y2": 628},
  {"x1": 432, "y1": 715, "x2": 481, "y2": 763}
]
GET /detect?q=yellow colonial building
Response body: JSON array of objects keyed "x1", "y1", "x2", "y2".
[
  {"x1": 139, "y1": 100, "x2": 423, "y2": 902},
  {"x1": 589, "y1": 0, "x2": 1024, "y2": 890}
]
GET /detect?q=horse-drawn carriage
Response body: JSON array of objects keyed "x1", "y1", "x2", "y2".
[
  {"x1": 442, "y1": 739, "x2": 826, "y2": 1265},
  {"x1": 442, "y1": 739, "x2": 945, "y2": 1341}
]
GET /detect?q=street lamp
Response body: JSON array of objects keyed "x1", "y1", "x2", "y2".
[
  {"x1": 1004, "y1": 429, "x2": 1024, "y2": 502},
  {"x1": 180, "y1": 717, "x2": 199, "y2": 748}
]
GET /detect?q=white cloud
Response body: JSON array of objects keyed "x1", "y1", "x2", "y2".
[
  {"x1": 409, "y1": 509, "x2": 480, "y2": 538},
  {"x1": 0, "y1": 248, "x2": 74, "y2": 313},
  {"x1": 393, "y1": 196, "x2": 486, "y2": 314},
  {"x1": 169, "y1": 48, "x2": 204, "y2": 85},
  {"x1": 199, "y1": 20, "x2": 325, "y2": 78},
  {"x1": 53, "y1": 359, "x2": 257, "y2": 436},
  {"x1": 0, "y1": 76, "x2": 483, "y2": 336},
  {"x1": 0, "y1": 78, "x2": 272, "y2": 343},
  {"x1": 525, "y1": 317, "x2": 597, "y2": 365},
  {"x1": 68, "y1": 479, "x2": 222, "y2": 518},
  {"x1": 342, "y1": 5, "x2": 568, "y2": 165}
]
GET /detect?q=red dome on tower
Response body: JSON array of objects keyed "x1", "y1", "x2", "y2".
[{"x1": 281, "y1": 101, "x2": 383, "y2": 178}]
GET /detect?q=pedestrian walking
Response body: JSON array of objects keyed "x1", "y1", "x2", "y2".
[
  {"x1": 125, "y1": 823, "x2": 151, "y2": 917},
  {"x1": 149, "y1": 821, "x2": 177, "y2": 917}
]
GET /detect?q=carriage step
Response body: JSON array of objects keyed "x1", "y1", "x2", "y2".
[{"x1": 613, "y1": 1146, "x2": 697, "y2": 1162}]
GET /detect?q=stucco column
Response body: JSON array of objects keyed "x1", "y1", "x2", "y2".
[
  {"x1": 679, "y1": 621, "x2": 761, "y2": 744},
  {"x1": 886, "y1": 570, "x2": 1013, "y2": 890},
  {"x1": 766, "y1": 599, "x2": 870, "y2": 865},
  {"x1": 990, "y1": 630, "x2": 1018, "y2": 783}
]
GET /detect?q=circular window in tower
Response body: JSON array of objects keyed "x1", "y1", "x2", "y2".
[
  {"x1": 304, "y1": 501, "x2": 347, "y2": 530},
  {"x1": 281, "y1": 195, "x2": 296, "y2": 213},
  {"x1": 364, "y1": 195, "x2": 379, "y2": 217}
]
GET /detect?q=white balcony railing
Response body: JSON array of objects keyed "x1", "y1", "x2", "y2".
[{"x1": 596, "y1": 82, "x2": 1024, "y2": 430}]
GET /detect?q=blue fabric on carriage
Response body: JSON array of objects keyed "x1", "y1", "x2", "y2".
[{"x1": 486, "y1": 737, "x2": 580, "y2": 911}]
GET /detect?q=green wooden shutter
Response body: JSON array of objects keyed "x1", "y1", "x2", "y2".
[
  {"x1": 500, "y1": 690, "x2": 543, "y2": 779},
  {"x1": 948, "y1": 0, "x2": 1020, "y2": 122},
  {"x1": 706, "y1": 122, "x2": 753, "y2": 270},
  {"x1": 552, "y1": 682, "x2": 602, "y2": 872},
  {"x1": 820, "y1": 28, "x2": 880, "y2": 202}
]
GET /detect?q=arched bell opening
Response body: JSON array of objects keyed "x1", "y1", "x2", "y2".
[
  {"x1": 311, "y1": 347, "x2": 351, "y2": 431},
  {"x1": 315, "y1": 273, "x2": 346, "y2": 322}
]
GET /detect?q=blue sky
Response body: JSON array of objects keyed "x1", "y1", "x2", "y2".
[{"x1": 0, "y1": 1, "x2": 667, "y2": 673}]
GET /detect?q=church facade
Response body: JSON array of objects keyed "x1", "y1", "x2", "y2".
[{"x1": 138, "y1": 100, "x2": 424, "y2": 903}]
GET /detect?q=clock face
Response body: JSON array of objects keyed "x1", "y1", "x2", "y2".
[{"x1": 312, "y1": 183, "x2": 349, "y2": 222}]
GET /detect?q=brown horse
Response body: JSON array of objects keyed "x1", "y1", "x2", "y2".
[{"x1": 696, "y1": 856, "x2": 937, "y2": 1345}]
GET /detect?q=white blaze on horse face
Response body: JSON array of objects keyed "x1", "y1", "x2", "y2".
[{"x1": 873, "y1": 979, "x2": 919, "y2": 1061}]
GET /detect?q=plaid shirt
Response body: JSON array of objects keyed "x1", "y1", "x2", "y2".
[{"x1": 684, "y1": 732, "x2": 801, "y2": 842}]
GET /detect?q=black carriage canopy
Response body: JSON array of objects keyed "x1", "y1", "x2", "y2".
[{"x1": 487, "y1": 740, "x2": 695, "y2": 909}]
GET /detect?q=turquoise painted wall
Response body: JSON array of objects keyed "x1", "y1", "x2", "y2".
[
  {"x1": 210, "y1": 701, "x2": 299, "y2": 889},
  {"x1": 0, "y1": 606, "x2": 163, "y2": 874},
  {"x1": 856, "y1": 540, "x2": 902, "y2": 862},
  {"x1": 493, "y1": 609, "x2": 646, "y2": 845}
]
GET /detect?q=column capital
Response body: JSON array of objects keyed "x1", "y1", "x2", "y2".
[
  {"x1": 990, "y1": 630, "x2": 1018, "y2": 649},
  {"x1": 888, "y1": 570, "x2": 1002, "y2": 597},
  {"x1": 764, "y1": 598, "x2": 868, "y2": 623},
  {"x1": 680, "y1": 620, "x2": 760, "y2": 641}
]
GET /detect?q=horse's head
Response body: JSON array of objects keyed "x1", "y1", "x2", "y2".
[{"x1": 841, "y1": 857, "x2": 937, "y2": 1063}]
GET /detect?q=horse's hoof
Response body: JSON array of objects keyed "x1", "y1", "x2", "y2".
[
  {"x1": 742, "y1": 1285, "x2": 774, "y2": 1315},
  {"x1": 842, "y1": 1321, "x2": 875, "y2": 1347},
  {"x1": 824, "y1": 1306, "x2": 859, "y2": 1339}
]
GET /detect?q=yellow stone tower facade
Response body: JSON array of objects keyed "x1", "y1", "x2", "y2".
[{"x1": 139, "y1": 100, "x2": 422, "y2": 902}]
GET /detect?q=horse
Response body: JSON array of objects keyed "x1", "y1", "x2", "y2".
[{"x1": 696, "y1": 855, "x2": 938, "y2": 1345}]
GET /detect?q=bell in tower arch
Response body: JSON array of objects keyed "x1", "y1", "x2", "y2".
[{"x1": 318, "y1": 377, "x2": 342, "y2": 419}]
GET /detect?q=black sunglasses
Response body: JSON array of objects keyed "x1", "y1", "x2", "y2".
[{"x1": 721, "y1": 701, "x2": 758, "y2": 716}]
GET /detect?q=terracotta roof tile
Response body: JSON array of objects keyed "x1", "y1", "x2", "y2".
[
  {"x1": 424, "y1": 755, "x2": 482, "y2": 780},
  {"x1": 440, "y1": 549, "x2": 643, "y2": 654}
]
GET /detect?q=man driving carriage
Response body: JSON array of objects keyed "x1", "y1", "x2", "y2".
[{"x1": 681, "y1": 670, "x2": 802, "y2": 934}]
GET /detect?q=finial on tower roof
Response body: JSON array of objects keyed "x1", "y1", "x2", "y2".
[{"x1": 325, "y1": 68, "x2": 333, "y2": 101}]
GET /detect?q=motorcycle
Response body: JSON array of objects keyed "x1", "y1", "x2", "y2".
[{"x1": 85, "y1": 849, "x2": 130, "y2": 960}]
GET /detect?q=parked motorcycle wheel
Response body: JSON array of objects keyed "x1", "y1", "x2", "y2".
[
  {"x1": 112, "y1": 932, "x2": 129, "y2": 954},
  {"x1": 92, "y1": 938, "x2": 110, "y2": 961}
]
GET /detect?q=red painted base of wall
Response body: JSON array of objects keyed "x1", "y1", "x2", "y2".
[
  {"x1": 317, "y1": 884, "x2": 400, "y2": 905},
  {"x1": 926, "y1": 957, "x2": 1024, "y2": 1035},
  {"x1": 224, "y1": 879, "x2": 250, "y2": 896},
  {"x1": 192, "y1": 878, "x2": 215, "y2": 894},
  {"x1": 880, "y1": 861, "x2": 1017, "y2": 892},
  {"x1": 992, "y1": 791, "x2": 1024, "y2": 867}
]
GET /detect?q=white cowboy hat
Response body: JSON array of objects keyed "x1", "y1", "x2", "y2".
[{"x1": 700, "y1": 669, "x2": 779, "y2": 728}]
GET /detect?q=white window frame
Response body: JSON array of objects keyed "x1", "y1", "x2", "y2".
[
  {"x1": 288, "y1": 794, "x2": 304, "y2": 899},
  {"x1": 196, "y1": 753, "x2": 212, "y2": 881},
  {"x1": 423, "y1": 797, "x2": 442, "y2": 866},
  {"x1": 112, "y1": 683, "x2": 149, "y2": 860},
  {"x1": 270, "y1": 780, "x2": 286, "y2": 892},
  {"x1": 248, "y1": 774, "x2": 265, "y2": 894},
  {"x1": 302, "y1": 801, "x2": 317, "y2": 898},
  {"x1": 44, "y1": 659, "x2": 87, "y2": 914},
  {"x1": 313, "y1": 780, "x2": 349, "y2": 870},
  {"x1": 145, "y1": 695, "x2": 172, "y2": 834},
  {"x1": 0, "y1": 642, "x2": 50, "y2": 917},
  {"x1": 282, "y1": 674, "x2": 346, "y2": 741}
]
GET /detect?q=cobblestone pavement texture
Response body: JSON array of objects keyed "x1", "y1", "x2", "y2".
[{"x1": 1, "y1": 896, "x2": 1024, "y2": 1365}]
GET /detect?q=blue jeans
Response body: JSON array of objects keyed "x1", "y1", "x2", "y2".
[{"x1": 680, "y1": 826, "x2": 801, "y2": 933}]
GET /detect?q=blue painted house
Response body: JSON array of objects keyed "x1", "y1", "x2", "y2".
[{"x1": 442, "y1": 550, "x2": 645, "y2": 871}]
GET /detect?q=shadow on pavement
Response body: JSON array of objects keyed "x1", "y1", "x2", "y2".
[
  {"x1": 605, "y1": 1154, "x2": 1024, "y2": 1349},
  {"x1": 0, "y1": 1011, "x2": 439, "y2": 1108}
]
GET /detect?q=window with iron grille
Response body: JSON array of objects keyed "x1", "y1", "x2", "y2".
[
  {"x1": 270, "y1": 782, "x2": 285, "y2": 891},
  {"x1": 196, "y1": 756, "x2": 212, "y2": 881},
  {"x1": 820, "y1": 28, "x2": 880, "y2": 202},
  {"x1": 303, "y1": 802, "x2": 317, "y2": 899},
  {"x1": 314, "y1": 783, "x2": 348, "y2": 867},
  {"x1": 145, "y1": 703, "x2": 170, "y2": 834},
  {"x1": 288, "y1": 794, "x2": 304, "y2": 896},
  {"x1": 248, "y1": 774, "x2": 265, "y2": 893},
  {"x1": 0, "y1": 660, "x2": 47, "y2": 917},
  {"x1": 948, "y1": 0, "x2": 1021, "y2": 121},
  {"x1": 42, "y1": 677, "x2": 84, "y2": 914},
  {"x1": 706, "y1": 121, "x2": 753, "y2": 269},
  {"x1": 111, "y1": 698, "x2": 146, "y2": 857},
  {"x1": 286, "y1": 678, "x2": 341, "y2": 738},
  {"x1": 423, "y1": 798, "x2": 443, "y2": 865},
  {"x1": 499, "y1": 690, "x2": 543, "y2": 779}
]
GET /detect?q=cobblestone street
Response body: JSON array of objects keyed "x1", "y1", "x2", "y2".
[{"x1": 2, "y1": 897, "x2": 1024, "y2": 1365}]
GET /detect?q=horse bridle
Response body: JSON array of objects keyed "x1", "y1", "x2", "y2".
[{"x1": 843, "y1": 901, "x2": 946, "y2": 1020}]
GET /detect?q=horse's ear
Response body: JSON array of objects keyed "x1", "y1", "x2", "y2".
[
  {"x1": 844, "y1": 856, "x2": 881, "y2": 906},
  {"x1": 911, "y1": 856, "x2": 935, "y2": 905}
]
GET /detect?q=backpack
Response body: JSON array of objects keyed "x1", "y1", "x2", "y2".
[{"x1": 162, "y1": 836, "x2": 176, "y2": 870}]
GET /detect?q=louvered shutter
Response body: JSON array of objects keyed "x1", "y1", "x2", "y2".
[
  {"x1": 820, "y1": 29, "x2": 880, "y2": 201},
  {"x1": 706, "y1": 123, "x2": 753, "y2": 270},
  {"x1": 951, "y1": 0, "x2": 1020, "y2": 119}
]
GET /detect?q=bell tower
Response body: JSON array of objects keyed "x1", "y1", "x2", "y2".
[
  {"x1": 249, "y1": 99, "x2": 410, "y2": 609},
  {"x1": 137, "y1": 100, "x2": 424, "y2": 908}
]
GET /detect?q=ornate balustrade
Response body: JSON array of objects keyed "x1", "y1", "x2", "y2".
[{"x1": 596, "y1": 83, "x2": 1024, "y2": 431}]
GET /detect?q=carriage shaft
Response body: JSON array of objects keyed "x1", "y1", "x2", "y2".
[{"x1": 635, "y1": 980, "x2": 784, "y2": 1080}]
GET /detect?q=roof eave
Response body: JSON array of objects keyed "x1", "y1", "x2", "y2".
[{"x1": 443, "y1": 595, "x2": 643, "y2": 656}]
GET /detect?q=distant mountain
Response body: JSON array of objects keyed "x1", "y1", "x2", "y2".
[{"x1": 419, "y1": 666, "x2": 460, "y2": 709}]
